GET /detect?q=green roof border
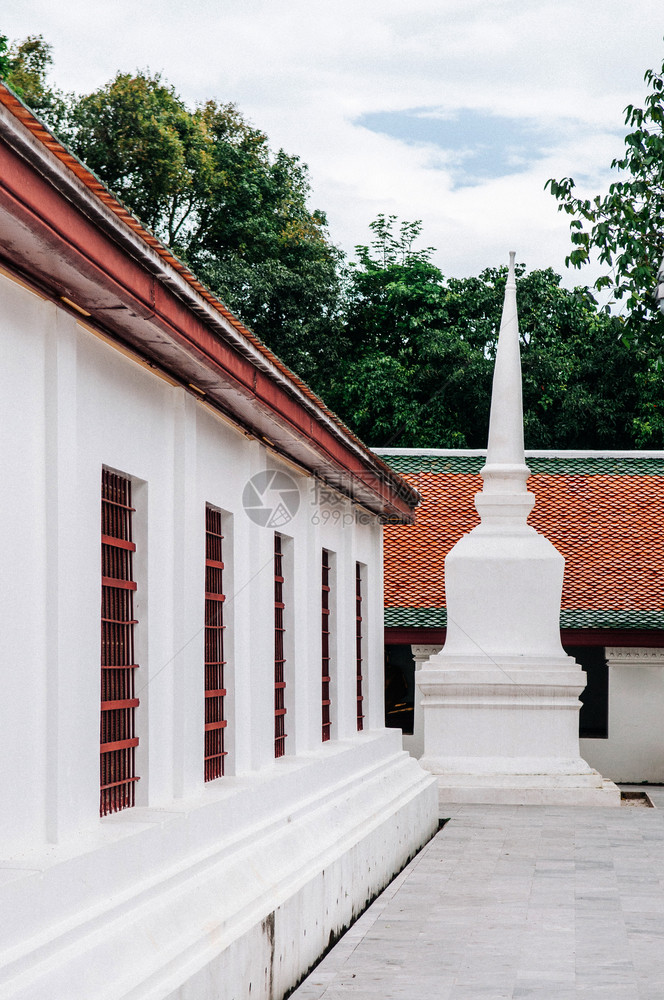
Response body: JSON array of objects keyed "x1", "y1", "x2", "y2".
[
  {"x1": 559, "y1": 610, "x2": 664, "y2": 629},
  {"x1": 385, "y1": 607, "x2": 664, "y2": 630},
  {"x1": 385, "y1": 607, "x2": 447, "y2": 627},
  {"x1": 384, "y1": 456, "x2": 483, "y2": 475},
  {"x1": 382, "y1": 455, "x2": 664, "y2": 477}
]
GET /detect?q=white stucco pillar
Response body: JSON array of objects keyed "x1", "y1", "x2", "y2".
[
  {"x1": 417, "y1": 253, "x2": 620, "y2": 807},
  {"x1": 580, "y1": 647, "x2": 664, "y2": 784},
  {"x1": 402, "y1": 645, "x2": 443, "y2": 759}
]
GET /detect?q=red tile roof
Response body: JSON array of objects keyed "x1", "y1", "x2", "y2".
[{"x1": 380, "y1": 453, "x2": 664, "y2": 630}]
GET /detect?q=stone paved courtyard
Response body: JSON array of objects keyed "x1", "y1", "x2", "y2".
[{"x1": 291, "y1": 788, "x2": 664, "y2": 1000}]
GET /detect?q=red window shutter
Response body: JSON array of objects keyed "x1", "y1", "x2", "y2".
[
  {"x1": 356, "y1": 563, "x2": 364, "y2": 731},
  {"x1": 321, "y1": 550, "x2": 331, "y2": 742},
  {"x1": 100, "y1": 470, "x2": 139, "y2": 816},
  {"x1": 204, "y1": 506, "x2": 227, "y2": 781},
  {"x1": 274, "y1": 534, "x2": 287, "y2": 758}
]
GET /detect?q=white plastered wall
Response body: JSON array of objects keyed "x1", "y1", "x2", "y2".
[
  {"x1": 580, "y1": 647, "x2": 664, "y2": 783},
  {"x1": 0, "y1": 272, "x2": 437, "y2": 1000}
]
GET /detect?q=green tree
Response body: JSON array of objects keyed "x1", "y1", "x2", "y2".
[
  {"x1": 188, "y1": 101, "x2": 343, "y2": 382},
  {"x1": 327, "y1": 216, "x2": 491, "y2": 447},
  {"x1": 0, "y1": 34, "x2": 67, "y2": 129},
  {"x1": 0, "y1": 35, "x2": 9, "y2": 78},
  {"x1": 66, "y1": 72, "x2": 213, "y2": 245},
  {"x1": 62, "y1": 72, "x2": 342, "y2": 380},
  {"x1": 330, "y1": 217, "x2": 662, "y2": 448},
  {"x1": 546, "y1": 56, "x2": 664, "y2": 347},
  {"x1": 516, "y1": 270, "x2": 647, "y2": 448}
]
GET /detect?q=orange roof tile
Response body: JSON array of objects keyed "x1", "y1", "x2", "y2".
[{"x1": 381, "y1": 453, "x2": 664, "y2": 630}]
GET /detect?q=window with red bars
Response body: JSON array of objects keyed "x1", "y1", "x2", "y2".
[
  {"x1": 321, "y1": 550, "x2": 331, "y2": 742},
  {"x1": 355, "y1": 562, "x2": 364, "y2": 731},
  {"x1": 205, "y1": 506, "x2": 227, "y2": 781},
  {"x1": 100, "y1": 470, "x2": 139, "y2": 816},
  {"x1": 274, "y1": 534, "x2": 287, "y2": 758}
]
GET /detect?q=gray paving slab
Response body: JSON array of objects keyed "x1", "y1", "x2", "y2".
[{"x1": 291, "y1": 793, "x2": 664, "y2": 1000}]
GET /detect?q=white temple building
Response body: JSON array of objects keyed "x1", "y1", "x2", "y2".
[{"x1": 0, "y1": 83, "x2": 437, "y2": 1000}]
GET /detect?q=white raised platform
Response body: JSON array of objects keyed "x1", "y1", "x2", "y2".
[
  {"x1": 0, "y1": 733, "x2": 437, "y2": 1000},
  {"x1": 418, "y1": 655, "x2": 621, "y2": 808},
  {"x1": 430, "y1": 773, "x2": 621, "y2": 808}
]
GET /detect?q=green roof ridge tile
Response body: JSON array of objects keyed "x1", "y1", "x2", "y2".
[
  {"x1": 385, "y1": 607, "x2": 664, "y2": 629},
  {"x1": 528, "y1": 457, "x2": 664, "y2": 476},
  {"x1": 559, "y1": 610, "x2": 664, "y2": 629},
  {"x1": 383, "y1": 456, "x2": 484, "y2": 475},
  {"x1": 384, "y1": 607, "x2": 447, "y2": 627},
  {"x1": 381, "y1": 454, "x2": 664, "y2": 477}
]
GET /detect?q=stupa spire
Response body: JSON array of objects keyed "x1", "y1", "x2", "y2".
[{"x1": 475, "y1": 251, "x2": 534, "y2": 524}]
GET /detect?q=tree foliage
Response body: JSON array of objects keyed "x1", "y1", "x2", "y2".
[
  {"x1": 0, "y1": 33, "x2": 67, "y2": 128},
  {"x1": 323, "y1": 216, "x2": 663, "y2": 449},
  {"x1": 0, "y1": 35, "x2": 9, "y2": 78},
  {"x1": 2, "y1": 34, "x2": 662, "y2": 448},
  {"x1": 187, "y1": 101, "x2": 343, "y2": 381},
  {"x1": 547, "y1": 56, "x2": 664, "y2": 347},
  {"x1": 324, "y1": 216, "x2": 488, "y2": 447},
  {"x1": 65, "y1": 73, "x2": 212, "y2": 244},
  {"x1": 59, "y1": 72, "x2": 342, "y2": 380}
]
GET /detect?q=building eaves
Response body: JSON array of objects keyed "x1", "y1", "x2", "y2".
[{"x1": 0, "y1": 82, "x2": 418, "y2": 521}]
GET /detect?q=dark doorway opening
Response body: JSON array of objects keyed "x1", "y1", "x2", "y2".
[
  {"x1": 384, "y1": 644, "x2": 415, "y2": 734},
  {"x1": 564, "y1": 645, "x2": 609, "y2": 739}
]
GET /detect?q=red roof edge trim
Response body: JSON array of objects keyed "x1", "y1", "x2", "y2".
[
  {"x1": 385, "y1": 627, "x2": 664, "y2": 648},
  {"x1": 0, "y1": 81, "x2": 418, "y2": 514}
]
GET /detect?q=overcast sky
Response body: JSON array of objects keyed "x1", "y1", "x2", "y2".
[{"x1": 4, "y1": 2, "x2": 664, "y2": 284}]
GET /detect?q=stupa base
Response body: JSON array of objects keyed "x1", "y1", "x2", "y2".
[
  {"x1": 417, "y1": 659, "x2": 620, "y2": 810},
  {"x1": 420, "y1": 762, "x2": 621, "y2": 809}
]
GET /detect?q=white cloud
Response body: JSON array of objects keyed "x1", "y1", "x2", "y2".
[{"x1": 4, "y1": 0, "x2": 664, "y2": 284}]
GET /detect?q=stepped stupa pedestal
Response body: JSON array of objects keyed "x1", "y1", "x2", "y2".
[{"x1": 418, "y1": 253, "x2": 620, "y2": 807}]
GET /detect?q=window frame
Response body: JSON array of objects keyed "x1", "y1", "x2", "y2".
[
  {"x1": 321, "y1": 549, "x2": 332, "y2": 742},
  {"x1": 100, "y1": 469, "x2": 139, "y2": 816},
  {"x1": 274, "y1": 533, "x2": 287, "y2": 757},
  {"x1": 355, "y1": 562, "x2": 364, "y2": 732},
  {"x1": 204, "y1": 505, "x2": 227, "y2": 780}
]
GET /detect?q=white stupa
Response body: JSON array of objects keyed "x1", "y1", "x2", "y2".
[{"x1": 417, "y1": 252, "x2": 620, "y2": 806}]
